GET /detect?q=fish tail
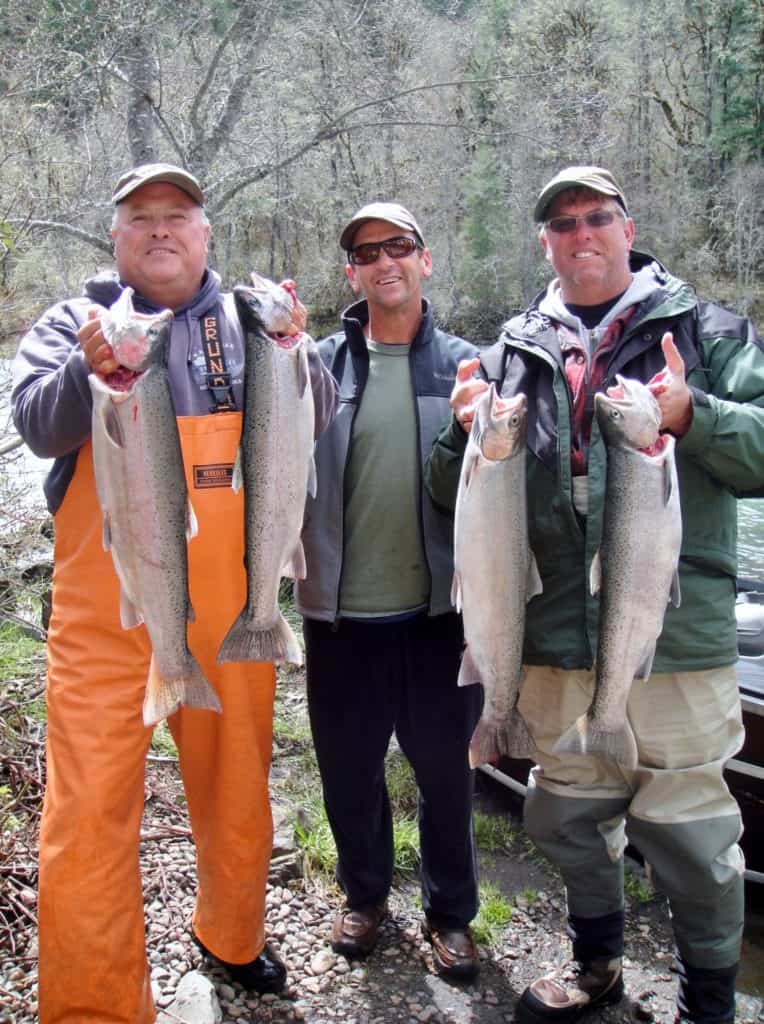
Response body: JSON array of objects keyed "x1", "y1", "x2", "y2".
[
  {"x1": 504, "y1": 707, "x2": 536, "y2": 759},
  {"x1": 584, "y1": 721, "x2": 639, "y2": 769},
  {"x1": 553, "y1": 714, "x2": 588, "y2": 758},
  {"x1": 216, "y1": 608, "x2": 304, "y2": 666},
  {"x1": 554, "y1": 714, "x2": 639, "y2": 769},
  {"x1": 142, "y1": 654, "x2": 222, "y2": 727},
  {"x1": 468, "y1": 716, "x2": 501, "y2": 769}
]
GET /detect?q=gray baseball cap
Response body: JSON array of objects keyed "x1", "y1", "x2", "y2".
[
  {"x1": 112, "y1": 163, "x2": 205, "y2": 205},
  {"x1": 534, "y1": 166, "x2": 628, "y2": 223},
  {"x1": 340, "y1": 201, "x2": 424, "y2": 252}
]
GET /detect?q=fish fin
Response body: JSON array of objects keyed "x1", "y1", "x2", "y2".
[
  {"x1": 505, "y1": 705, "x2": 537, "y2": 759},
  {"x1": 103, "y1": 404, "x2": 126, "y2": 449},
  {"x1": 119, "y1": 589, "x2": 143, "y2": 630},
  {"x1": 450, "y1": 571, "x2": 463, "y2": 612},
  {"x1": 186, "y1": 498, "x2": 199, "y2": 542},
  {"x1": 231, "y1": 448, "x2": 244, "y2": 493},
  {"x1": 634, "y1": 643, "x2": 656, "y2": 681},
  {"x1": 297, "y1": 345, "x2": 309, "y2": 398},
  {"x1": 555, "y1": 714, "x2": 639, "y2": 770},
  {"x1": 283, "y1": 540, "x2": 307, "y2": 580},
  {"x1": 468, "y1": 709, "x2": 535, "y2": 768},
  {"x1": 307, "y1": 455, "x2": 317, "y2": 499},
  {"x1": 589, "y1": 550, "x2": 602, "y2": 596},
  {"x1": 662, "y1": 458, "x2": 673, "y2": 505},
  {"x1": 468, "y1": 717, "x2": 501, "y2": 768},
  {"x1": 461, "y1": 449, "x2": 479, "y2": 490},
  {"x1": 102, "y1": 514, "x2": 113, "y2": 551},
  {"x1": 669, "y1": 570, "x2": 681, "y2": 608},
  {"x1": 526, "y1": 552, "x2": 543, "y2": 601},
  {"x1": 553, "y1": 714, "x2": 588, "y2": 759},
  {"x1": 457, "y1": 645, "x2": 481, "y2": 687},
  {"x1": 142, "y1": 653, "x2": 222, "y2": 727},
  {"x1": 216, "y1": 608, "x2": 303, "y2": 667}
]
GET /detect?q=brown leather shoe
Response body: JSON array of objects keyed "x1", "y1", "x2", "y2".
[
  {"x1": 422, "y1": 921, "x2": 479, "y2": 982},
  {"x1": 516, "y1": 957, "x2": 624, "y2": 1022},
  {"x1": 331, "y1": 902, "x2": 387, "y2": 957}
]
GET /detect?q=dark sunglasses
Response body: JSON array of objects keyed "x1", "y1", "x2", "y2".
[
  {"x1": 349, "y1": 236, "x2": 422, "y2": 266},
  {"x1": 545, "y1": 209, "x2": 624, "y2": 235}
]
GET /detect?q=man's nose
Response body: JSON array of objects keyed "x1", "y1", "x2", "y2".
[{"x1": 149, "y1": 217, "x2": 172, "y2": 235}]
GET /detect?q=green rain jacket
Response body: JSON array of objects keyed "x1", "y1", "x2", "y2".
[{"x1": 425, "y1": 253, "x2": 764, "y2": 672}]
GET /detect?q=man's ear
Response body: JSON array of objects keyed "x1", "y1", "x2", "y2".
[{"x1": 345, "y1": 263, "x2": 362, "y2": 295}]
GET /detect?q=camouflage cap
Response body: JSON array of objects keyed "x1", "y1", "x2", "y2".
[
  {"x1": 112, "y1": 163, "x2": 204, "y2": 205},
  {"x1": 340, "y1": 201, "x2": 425, "y2": 252},
  {"x1": 534, "y1": 166, "x2": 628, "y2": 223}
]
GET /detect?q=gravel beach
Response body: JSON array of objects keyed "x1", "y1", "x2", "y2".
[{"x1": 2, "y1": 662, "x2": 763, "y2": 1024}]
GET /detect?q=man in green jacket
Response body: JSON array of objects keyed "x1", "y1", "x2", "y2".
[{"x1": 426, "y1": 166, "x2": 764, "y2": 1024}]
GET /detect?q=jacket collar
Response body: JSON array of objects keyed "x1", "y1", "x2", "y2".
[
  {"x1": 341, "y1": 298, "x2": 434, "y2": 353},
  {"x1": 83, "y1": 267, "x2": 221, "y2": 317}
]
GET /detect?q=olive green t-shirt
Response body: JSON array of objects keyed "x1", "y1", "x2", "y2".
[{"x1": 339, "y1": 339, "x2": 429, "y2": 617}]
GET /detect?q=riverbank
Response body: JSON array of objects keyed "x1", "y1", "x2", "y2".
[{"x1": 1, "y1": 657, "x2": 763, "y2": 1024}]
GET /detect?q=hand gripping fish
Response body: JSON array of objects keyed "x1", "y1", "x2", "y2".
[
  {"x1": 216, "y1": 273, "x2": 316, "y2": 666},
  {"x1": 555, "y1": 375, "x2": 682, "y2": 769},
  {"x1": 90, "y1": 289, "x2": 222, "y2": 726},
  {"x1": 452, "y1": 385, "x2": 542, "y2": 768}
]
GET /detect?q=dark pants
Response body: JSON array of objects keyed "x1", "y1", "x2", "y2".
[{"x1": 304, "y1": 612, "x2": 482, "y2": 929}]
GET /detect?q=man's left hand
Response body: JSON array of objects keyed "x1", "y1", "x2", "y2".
[{"x1": 647, "y1": 333, "x2": 693, "y2": 437}]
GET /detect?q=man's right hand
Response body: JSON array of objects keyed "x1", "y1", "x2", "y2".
[
  {"x1": 450, "y1": 357, "x2": 489, "y2": 434},
  {"x1": 78, "y1": 307, "x2": 120, "y2": 376}
]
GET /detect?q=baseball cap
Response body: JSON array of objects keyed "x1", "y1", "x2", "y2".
[
  {"x1": 534, "y1": 166, "x2": 628, "y2": 223},
  {"x1": 340, "y1": 201, "x2": 425, "y2": 251},
  {"x1": 112, "y1": 163, "x2": 205, "y2": 205}
]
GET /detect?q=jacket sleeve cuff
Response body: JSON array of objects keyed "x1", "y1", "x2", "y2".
[{"x1": 675, "y1": 386, "x2": 715, "y2": 455}]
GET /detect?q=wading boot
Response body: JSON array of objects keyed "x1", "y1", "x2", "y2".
[{"x1": 516, "y1": 957, "x2": 624, "y2": 1023}]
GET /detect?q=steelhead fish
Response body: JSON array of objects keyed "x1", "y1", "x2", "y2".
[
  {"x1": 101, "y1": 286, "x2": 169, "y2": 371},
  {"x1": 452, "y1": 385, "x2": 542, "y2": 768},
  {"x1": 216, "y1": 274, "x2": 316, "y2": 666},
  {"x1": 555, "y1": 375, "x2": 682, "y2": 769},
  {"x1": 89, "y1": 297, "x2": 222, "y2": 726}
]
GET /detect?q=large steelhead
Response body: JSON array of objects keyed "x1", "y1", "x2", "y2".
[
  {"x1": 452, "y1": 385, "x2": 542, "y2": 768},
  {"x1": 556, "y1": 375, "x2": 682, "y2": 769},
  {"x1": 216, "y1": 275, "x2": 316, "y2": 666},
  {"x1": 89, "y1": 294, "x2": 221, "y2": 726}
]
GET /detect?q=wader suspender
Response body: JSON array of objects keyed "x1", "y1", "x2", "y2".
[{"x1": 201, "y1": 306, "x2": 235, "y2": 412}]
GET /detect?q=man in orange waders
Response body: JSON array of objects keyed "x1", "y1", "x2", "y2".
[{"x1": 11, "y1": 163, "x2": 337, "y2": 1024}]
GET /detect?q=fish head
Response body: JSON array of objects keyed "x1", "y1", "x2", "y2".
[
  {"x1": 595, "y1": 374, "x2": 660, "y2": 449},
  {"x1": 236, "y1": 273, "x2": 296, "y2": 335},
  {"x1": 473, "y1": 384, "x2": 528, "y2": 461},
  {"x1": 101, "y1": 287, "x2": 174, "y2": 371}
]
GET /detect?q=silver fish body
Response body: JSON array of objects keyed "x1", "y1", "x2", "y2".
[
  {"x1": 555, "y1": 375, "x2": 682, "y2": 769},
  {"x1": 216, "y1": 282, "x2": 316, "y2": 666},
  {"x1": 452, "y1": 385, "x2": 542, "y2": 768},
  {"x1": 89, "y1": 311, "x2": 221, "y2": 726}
]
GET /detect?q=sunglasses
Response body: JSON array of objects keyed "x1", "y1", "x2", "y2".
[
  {"x1": 349, "y1": 236, "x2": 422, "y2": 266},
  {"x1": 545, "y1": 209, "x2": 624, "y2": 235}
]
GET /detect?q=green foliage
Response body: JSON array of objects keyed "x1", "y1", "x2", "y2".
[
  {"x1": 0, "y1": 784, "x2": 21, "y2": 832},
  {"x1": 294, "y1": 799, "x2": 338, "y2": 877},
  {"x1": 385, "y1": 750, "x2": 419, "y2": 816},
  {"x1": 472, "y1": 881, "x2": 512, "y2": 947},
  {"x1": 392, "y1": 816, "x2": 421, "y2": 876},
  {"x1": 0, "y1": 622, "x2": 45, "y2": 681},
  {"x1": 473, "y1": 810, "x2": 517, "y2": 853},
  {"x1": 150, "y1": 721, "x2": 178, "y2": 758},
  {"x1": 624, "y1": 865, "x2": 655, "y2": 904}
]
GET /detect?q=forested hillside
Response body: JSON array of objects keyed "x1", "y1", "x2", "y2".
[{"x1": 0, "y1": 0, "x2": 762, "y2": 342}]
